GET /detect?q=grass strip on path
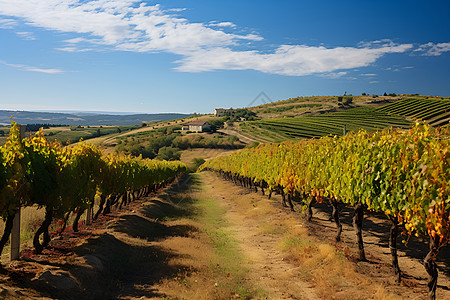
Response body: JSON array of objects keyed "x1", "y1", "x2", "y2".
[{"x1": 191, "y1": 174, "x2": 262, "y2": 299}]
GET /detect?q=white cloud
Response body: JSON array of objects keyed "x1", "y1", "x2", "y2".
[
  {"x1": 358, "y1": 39, "x2": 395, "y2": 47},
  {"x1": 165, "y1": 8, "x2": 186, "y2": 13},
  {"x1": 16, "y1": 31, "x2": 36, "y2": 40},
  {"x1": 416, "y1": 42, "x2": 450, "y2": 56},
  {"x1": 63, "y1": 37, "x2": 88, "y2": 44},
  {"x1": 25, "y1": 67, "x2": 64, "y2": 74},
  {"x1": 54, "y1": 47, "x2": 94, "y2": 52},
  {"x1": 0, "y1": 60, "x2": 64, "y2": 74},
  {"x1": 0, "y1": 1, "x2": 260, "y2": 50},
  {"x1": 369, "y1": 81, "x2": 379, "y2": 84},
  {"x1": 0, "y1": 17, "x2": 17, "y2": 29},
  {"x1": 175, "y1": 43, "x2": 413, "y2": 76},
  {"x1": 319, "y1": 71, "x2": 347, "y2": 78},
  {"x1": 361, "y1": 73, "x2": 376, "y2": 76},
  {"x1": 0, "y1": 1, "x2": 414, "y2": 76},
  {"x1": 210, "y1": 21, "x2": 237, "y2": 28}
]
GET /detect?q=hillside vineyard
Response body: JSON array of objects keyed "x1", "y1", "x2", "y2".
[{"x1": 201, "y1": 123, "x2": 449, "y2": 299}]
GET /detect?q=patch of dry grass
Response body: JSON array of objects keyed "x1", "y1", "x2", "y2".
[
  {"x1": 0, "y1": 205, "x2": 45, "y2": 262},
  {"x1": 277, "y1": 215, "x2": 401, "y2": 300},
  {"x1": 0, "y1": 199, "x2": 103, "y2": 263},
  {"x1": 149, "y1": 174, "x2": 263, "y2": 299}
]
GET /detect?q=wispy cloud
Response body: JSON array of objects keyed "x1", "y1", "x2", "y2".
[
  {"x1": 415, "y1": 42, "x2": 450, "y2": 56},
  {"x1": 318, "y1": 71, "x2": 347, "y2": 78},
  {"x1": 0, "y1": 17, "x2": 17, "y2": 29},
  {"x1": 0, "y1": 1, "x2": 415, "y2": 76},
  {"x1": 358, "y1": 39, "x2": 396, "y2": 47},
  {"x1": 165, "y1": 8, "x2": 186, "y2": 13},
  {"x1": 54, "y1": 47, "x2": 94, "y2": 52},
  {"x1": 16, "y1": 31, "x2": 36, "y2": 40},
  {"x1": 210, "y1": 21, "x2": 237, "y2": 28},
  {"x1": 175, "y1": 43, "x2": 413, "y2": 76},
  {"x1": 0, "y1": 1, "x2": 260, "y2": 50},
  {"x1": 360, "y1": 73, "x2": 376, "y2": 76},
  {"x1": 0, "y1": 60, "x2": 64, "y2": 74}
]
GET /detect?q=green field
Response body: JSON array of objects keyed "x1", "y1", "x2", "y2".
[
  {"x1": 46, "y1": 125, "x2": 138, "y2": 144},
  {"x1": 0, "y1": 125, "x2": 138, "y2": 146},
  {"x1": 240, "y1": 106, "x2": 411, "y2": 142},
  {"x1": 376, "y1": 97, "x2": 450, "y2": 127}
]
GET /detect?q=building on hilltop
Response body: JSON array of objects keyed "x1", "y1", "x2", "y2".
[{"x1": 182, "y1": 121, "x2": 211, "y2": 132}]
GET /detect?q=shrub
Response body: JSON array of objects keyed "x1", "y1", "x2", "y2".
[
  {"x1": 227, "y1": 135, "x2": 239, "y2": 144},
  {"x1": 191, "y1": 158, "x2": 206, "y2": 171},
  {"x1": 245, "y1": 142, "x2": 260, "y2": 148},
  {"x1": 343, "y1": 96, "x2": 353, "y2": 105},
  {"x1": 157, "y1": 146, "x2": 181, "y2": 161}
]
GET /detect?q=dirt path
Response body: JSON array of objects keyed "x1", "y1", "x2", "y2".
[
  {"x1": 218, "y1": 129, "x2": 259, "y2": 144},
  {"x1": 202, "y1": 174, "x2": 318, "y2": 300},
  {"x1": 0, "y1": 172, "x2": 448, "y2": 299},
  {"x1": 108, "y1": 172, "x2": 318, "y2": 299}
]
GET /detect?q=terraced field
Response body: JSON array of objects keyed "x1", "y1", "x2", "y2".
[
  {"x1": 376, "y1": 97, "x2": 450, "y2": 127},
  {"x1": 240, "y1": 106, "x2": 411, "y2": 142}
]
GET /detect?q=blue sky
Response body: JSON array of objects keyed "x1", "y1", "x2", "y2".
[{"x1": 0, "y1": 0, "x2": 449, "y2": 114}]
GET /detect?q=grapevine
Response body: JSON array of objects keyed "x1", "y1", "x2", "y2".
[
  {"x1": 201, "y1": 123, "x2": 449, "y2": 299},
  {"x1": 0, "y1": 122, "x2": 187, "y2": 257}
]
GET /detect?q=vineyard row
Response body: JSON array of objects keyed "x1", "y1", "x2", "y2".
[
  {"x1": 200, "y1": 123, "x2": 449, "y2": 299},
  {"x1": 0, "y1": 122, "x2": 187, "y2": 259}
]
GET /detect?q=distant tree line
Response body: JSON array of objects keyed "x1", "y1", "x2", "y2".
[{"x1": 25, "y1": 124, "x2": 69, "y2": 132}]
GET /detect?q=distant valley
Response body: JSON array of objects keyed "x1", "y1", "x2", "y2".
[{"x1": 0, "y1": 110, "x2": 192, "y2": 126}]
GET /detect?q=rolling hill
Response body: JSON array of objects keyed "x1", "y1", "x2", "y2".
[
  {"x1": 231, "y1": 95, "x2": 450, "y2": 143},
  {"x1": 0, "y1": 110, "x2": 191, "y2": 126}
]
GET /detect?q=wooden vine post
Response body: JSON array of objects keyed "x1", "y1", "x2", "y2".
[{"x1": 10, "y1": 124, "x2": 26, "y2": 261}]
